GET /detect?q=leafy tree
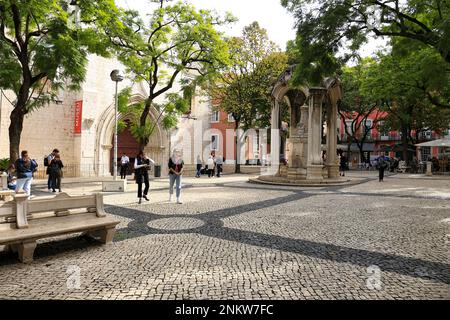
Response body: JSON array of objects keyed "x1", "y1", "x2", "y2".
[
  {"x1": 361, "y1": 47, "x2": 450, "y2": 162},
  {"x1": 339, "y1": 60, "x2": 385, "y2": 163},
  {"x1": 109, "y1": 0, "x2": 234, "y2": 150},
  {"x1": 282, "y1": 0, "x2": 450, "y2": 85},
  {"x1": 210, "y1": 22, "x2": 287, "y2": 172},
  {"x1": 0, "y1": 0, "x2": 123, "y2": 162}
]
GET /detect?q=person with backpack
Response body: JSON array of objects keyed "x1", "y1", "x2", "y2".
[
  {"x1": 49, "y1": 153, "x2": 64, "y2": 193},
  {"x1": 45, "y1": 148, "x2": 59, "y2": 192},
  {"x1": 15, "y1": 150, "x2": 38, "y2": 197},
  {"x1": 376, "y1": 152, "x2": 389, "y2": 182}
]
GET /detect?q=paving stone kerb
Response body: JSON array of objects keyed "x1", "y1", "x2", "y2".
[{"x1": 0, "y1": 174, "x2": 449, "y2": 300}]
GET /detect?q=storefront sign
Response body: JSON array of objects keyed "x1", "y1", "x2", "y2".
[{"x1": 74, "y1": 100, "x2": 83, "y2": 134}]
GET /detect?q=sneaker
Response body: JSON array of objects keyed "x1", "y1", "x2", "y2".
[
  {"x1": 176, "y1": 198, "x2": 182, "y2": 204},
  {"x1": 48, "y1": 189, "x2": 52, "y2": 192},
  {"x1": 169, "y1": 195, "x2": 173, "y2": 202}
]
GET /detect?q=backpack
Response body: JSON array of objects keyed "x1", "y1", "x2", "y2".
[{"x1": 44, "y1": 156, "x2": 49, "y2": 166}]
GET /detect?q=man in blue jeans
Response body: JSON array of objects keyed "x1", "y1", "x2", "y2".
[
  {"x1": 15, "y1": 150, "x2": 38, "y2": 197},
  {"x1": 168, "y1": 150, "x2": 184, "y2": 204}
]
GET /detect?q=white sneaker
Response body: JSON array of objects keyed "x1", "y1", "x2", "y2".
[
  {"x1": 169, "y1": 195, "x2": 173, "y2": 202},
  {"x1": 176, "y1": 198, "x2": 182, "y2": 204}
]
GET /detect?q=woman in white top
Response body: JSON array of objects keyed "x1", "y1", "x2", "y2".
[
  {"x1": 206, "y1": 156, "x2": 215, "y2": 178},
  {"x1": 134, "y1": 150, "x2": 155, "y2": 204}
]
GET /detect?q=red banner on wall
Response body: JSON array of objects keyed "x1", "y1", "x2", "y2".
[{"x1": 74, "y1": 100, "x2": 83, "y2": 134}]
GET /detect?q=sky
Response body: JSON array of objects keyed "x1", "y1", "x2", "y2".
[
  {"x1": 115, "y1": 0, "x2": 297, "y2": 50},
  {"x1": 115, "y1": 0, "x2": 386, "y2": 59}
]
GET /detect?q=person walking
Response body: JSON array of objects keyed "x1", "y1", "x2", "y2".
[
  {"x1": 206, "y1": 155, "x2": 215, "y2": 178},
  {"x1": 45, "y1": 148, "x2": 59, "y2": 192},
  {"x1": 168, "y1": 150, "x2": 184, "y2": 204},
  {"x1": 195, "y1": 155, "x2": 202, "y2": 178},
  {"x1": 376, "y1": 152, "x2": 389, "y2": 182},
  {"x1": 49, "y1": 153, "x2": 64, "y2": 192},
  {"x1": 215, "y1": 155, "x2": 223, "y2": 177},
  {"x1": 120, "y1": 152, "x2": 130, "y2": 179},
  {"x1": 14, "y1": 150, "x2": 38, "y2": 197},
  {"x1": 134, "y1": 151, "x2": 154, "y2": 204},
  {"x1": 339, "y1": 154, "x2": 347, "y2": 177}
]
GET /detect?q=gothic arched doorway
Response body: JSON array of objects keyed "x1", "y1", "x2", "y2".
[{"x1": 110, "y1": 119, "x2": 140, "y2": 175}]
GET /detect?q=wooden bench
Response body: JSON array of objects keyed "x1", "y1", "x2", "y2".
[{"x1": 0, "y1": 192, "x2": 120, "y2": 263}]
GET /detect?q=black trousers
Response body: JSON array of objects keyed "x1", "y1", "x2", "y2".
[
  {"x1": 216, "y1": 164, "x2": 222, "y2": 177},
  {"x1": 137, "y1": 174, "x2": 149, "y2": 198},
  {"x1": 50, "y1": 172, "x2": 62, "y2": 191},
  {"x1": 379, "y1": 168, "x2": 385, "y2": 181},
  {"x1": 120, "y1": 164, "x2": 128, "y2": 179}
]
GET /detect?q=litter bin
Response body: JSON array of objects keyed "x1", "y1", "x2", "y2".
[{"x1": 154, "y1": 165, "x2": 161, "y2": 177}]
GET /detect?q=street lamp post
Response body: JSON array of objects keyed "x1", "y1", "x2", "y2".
[{"x1": 110, "y1": 70, "x2": 124, "y2": 181}]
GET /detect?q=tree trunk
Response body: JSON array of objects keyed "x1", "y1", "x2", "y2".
[
  {"x1": 234, "y1": 121, "x2": 241, "y2": 174},
  {"x1": 139, "y1": 99, "x2": 152, "y2": 151},
  {"x1": 9, "y1": 105, "x2": 25, "y2": 164},
  {"x1": 359, "y1": 147, "x2": 365, "y2": 164}
]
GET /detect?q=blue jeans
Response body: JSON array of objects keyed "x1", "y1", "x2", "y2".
[
  {"x1": 169, "y1": 174, "x2": 182, "y2": 198},
  {"x1": 196, "y1": 164, "x2": 202, "y2": 177},
  {"x1": 16, "y1": 177, "x2": 33, "y2": 196}
]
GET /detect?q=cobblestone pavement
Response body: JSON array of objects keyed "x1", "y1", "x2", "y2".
[{"x1": 0, "y1": 174, "x2": 449, "y2": 300}]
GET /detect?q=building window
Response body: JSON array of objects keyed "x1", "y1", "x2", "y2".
[
  {"x1": 421, "y1": 146, "x2": 431, "y2": 161},
  {"x1": 211, "y1": 111, "x2": 219, "y2": 123},
  {"x1": 378, "y1": 121, "x2": 389, "y2": 140},
  {"x1": 228, "y1": 113, "x2": 235, "y2": 122},
  {"x1": 211, "y1": 134, "x2": 219, "y2": 151}
]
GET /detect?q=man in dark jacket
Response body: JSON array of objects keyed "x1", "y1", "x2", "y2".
[
  {"x1": 15, "y1": 150, "x2": 38, "y2": 197},
  {"x1": 376, "y1": 152, "x2": 389, "y2": 182}
]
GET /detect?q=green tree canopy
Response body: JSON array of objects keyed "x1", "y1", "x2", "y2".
[
  {"x1": 282, "y1": 0, "x2": 450, "y2": 85},
  {"x1": 0, "y1": 0, "x2": 124, "y2": 162},
  {"x1": 109, "y1": 0, "x2": 234, "y2": 149},
  {"x1": 208, "y1": 22, "x2": 288, "y2": 172}
]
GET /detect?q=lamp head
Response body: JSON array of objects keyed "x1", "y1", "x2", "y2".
[{"x1": 110, "y1": 70, "x2": 124, "y2": 82}]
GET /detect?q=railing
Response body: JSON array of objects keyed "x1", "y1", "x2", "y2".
[{"x1": 33, "y1": 163, "x2": 112, "y2": 179}]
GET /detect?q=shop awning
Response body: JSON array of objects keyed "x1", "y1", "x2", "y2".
[{"x1": 415, "y1": 138, "x2": 450, "y2": 148}]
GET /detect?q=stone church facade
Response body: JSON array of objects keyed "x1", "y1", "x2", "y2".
[{"x1": 0, "y1": 55, "x2": 169, "y2": 178}]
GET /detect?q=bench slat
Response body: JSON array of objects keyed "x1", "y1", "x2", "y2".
[
  {"x1": 28, "y1": 195, "x2": 96, "y2": 214},
  {"x1": 0, "y1": 212, "x2": 119, "y2": 244}
]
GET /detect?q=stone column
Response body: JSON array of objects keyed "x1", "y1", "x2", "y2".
[
  {"x1": 307, "y1": 88, "x2": 327, "y2": 180},
  {"x1": 326, "y1": 100, "x2": 339, "y2": 178},
  {"x1": 287, "y1": 102, "x2": 301, "y2": 169},
  {"x1": 270, "y1": 100, "x2": 281, "y2": 176},
  {"x1": 299, "y1": 105, "x2": 309, "y2": 168}
]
